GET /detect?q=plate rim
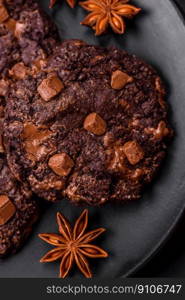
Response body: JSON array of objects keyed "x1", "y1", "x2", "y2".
[{"x1": 122, "y1": 0, "x2": 185, "y2": 278}]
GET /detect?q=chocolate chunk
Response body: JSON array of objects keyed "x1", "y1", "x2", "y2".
[
  {"x1": 0, "y1": 195, "x2": 16, "y2": 225},
  {"x1": 48, "y1": 153, "x2": 74, "y2": 177},
  {"x1": 107, "y1": 145, "x2": 127, "y2": 172},
  {"x1": 0, "y1": 4, "x2": 9, "y2": 24},
  {"x1": 23, "y1": 123, "x2": 54, "y2": 161},
  {"x1": 123, "y1": 141, "x2": 144, "y2": 165},
  {"x1": 37, "y1": 75, "x2": 64, "y2": 101},
  {"x1": 84, "y1": 113, "x2": 106, "y2": 136},
  {"x1": 9, "y1": 62, "x2": 29, "y2": 79},
  {"x1": 111, "y1": 70, "x2": 133, "y2": 90}
]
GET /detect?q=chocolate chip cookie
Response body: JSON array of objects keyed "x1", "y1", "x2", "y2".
[{"x1": 4, "y1": 40, "x2": 173, "y2": 205}]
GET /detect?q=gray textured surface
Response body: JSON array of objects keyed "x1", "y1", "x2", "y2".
[{"x1": 0, "y1": 0, "x2": 185, "y2": 278}]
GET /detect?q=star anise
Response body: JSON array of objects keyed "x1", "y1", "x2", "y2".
[
  {"x1": 49, "y1": 0, "x2": 76, "y2": 8},
  {"x1": 80, "y1": 0, "x2": 141, "y2": 35},
  {"x1": 39, "y1": 209, "x2": 108, "y2": 278}
]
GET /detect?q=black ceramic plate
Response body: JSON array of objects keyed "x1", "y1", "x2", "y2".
[{"x1": 0, "y1": 0, "x2": 185, "y2": 278}]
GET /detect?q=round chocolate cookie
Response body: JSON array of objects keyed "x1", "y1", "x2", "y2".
[
  {"x1": 0, "y1": 154, "x2": 39, "y2": 256},
  {"x1": 4, "y1": 40, "x2": 173, "y2": 205}
]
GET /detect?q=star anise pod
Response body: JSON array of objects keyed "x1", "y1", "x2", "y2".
[
  {"x1": 80, "y1": 0, "x2": 141, "y2": 36},
  {"x1": 49, "y1": 0, "x2": 76, "y2": 8},
  {"x1": 39, "y1": 209, "x2": 108, "y2": 278}
]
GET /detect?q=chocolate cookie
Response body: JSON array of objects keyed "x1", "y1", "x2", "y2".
[
  {"x1": 0, "y1": 154, "x2": 39, "y2": 256},
  {"x1": 4, "y1": 40, "x2": 173, "y2": 205}
]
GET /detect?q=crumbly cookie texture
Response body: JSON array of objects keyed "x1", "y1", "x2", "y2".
[
  {"x1": 4, "y1": 40, "x2": 173, "y2": 205},
  {"x1": 0, "y1": 155, "x2": 39, "y2": 256},
  {"x1": 0, "y1": 0, "x2": 59, "y2": 91},
  {"x1": 0, "y1": 0, "x2": 60, "y2": 151}
]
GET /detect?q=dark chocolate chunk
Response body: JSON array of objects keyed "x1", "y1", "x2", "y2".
[{"x1": 0, "y1": 195, "x2": 16, "y2": 226}]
